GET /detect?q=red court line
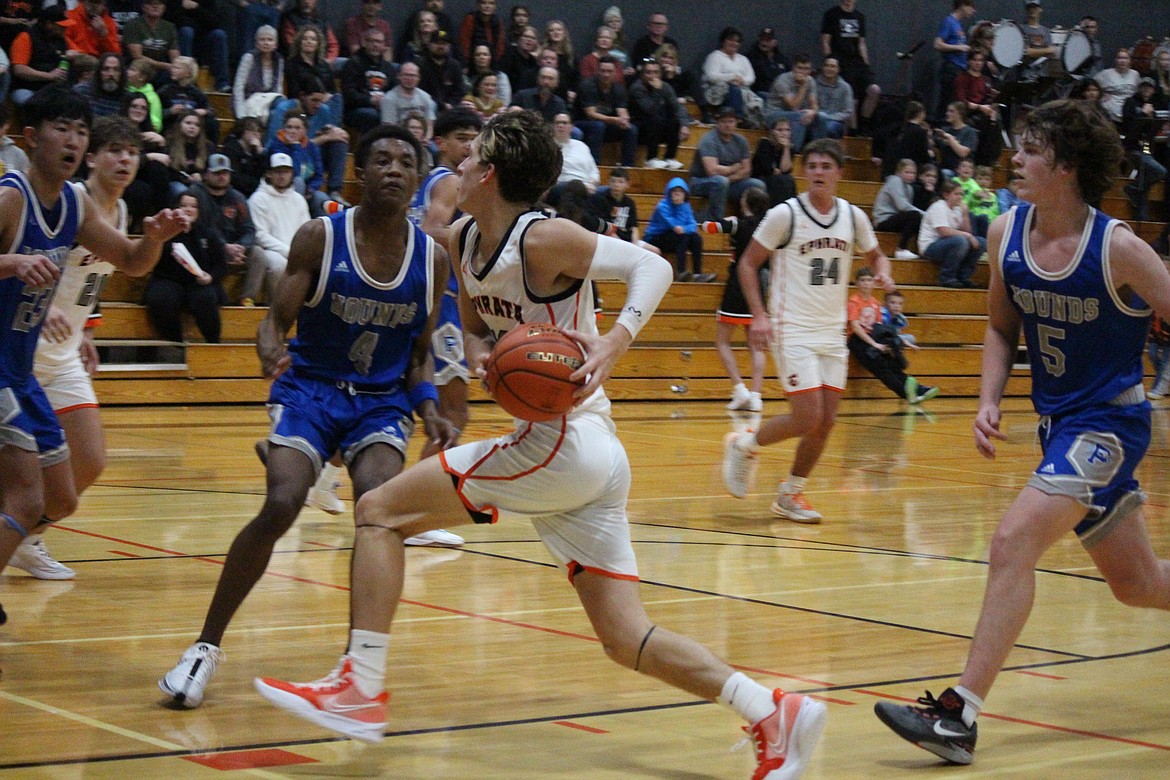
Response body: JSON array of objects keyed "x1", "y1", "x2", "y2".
[
  {"x1": 553, "y1": 721, "x2": 609, "y2": 734},
  {"x1": 56, "y1": 525, "x2": 825, "y2": 685},
  {"x1": 183, "y1": 748, "x2": 317, "y2": 770},
  {"x1": 58, "y1": 527, "x2": 351, "y2": 591},
  {"x1": 856, "y1": 689, "x2": 1170, "y2": 752},
  {"x1": 109, "y1": 550, "x2": 143, "y2": 558},
  {"x1": 1014, "y1": 670, "x2": 1067, "y2": 680}
]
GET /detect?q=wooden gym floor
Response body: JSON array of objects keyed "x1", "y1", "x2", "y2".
[{"x1": 1, "y1": 397, "x2": 1169, "y2": 778}]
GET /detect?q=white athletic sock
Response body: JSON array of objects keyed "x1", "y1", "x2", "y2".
[
  {"x1": 718, "y1": 672, "x2": 776, "y2": 725},
  {"x1": 783, "y1": 474, "x2": 808, "y2": 493},
  {"x1": 347, "y1": 629, "x2": 388, "y2": 697},
  {"x1": 317, "y1": 462, "x2": 342, "y2": 488},
  {"x1": 737, "y1": 432, "x2": 760, "y2": 453},
  {"x1": 732, "y1": 382, "x2": 747, "y2": 394},
  {"x1": 953, "y1": 685, "x2": 983, "y2": 728}
]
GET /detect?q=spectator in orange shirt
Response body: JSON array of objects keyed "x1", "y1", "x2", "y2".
[
  {"x1": 65, "y1": 0, "x2": 121, "y2": 57},
  {"x1": 846, "y1": 266, "x2": 937, "y2": 403}
]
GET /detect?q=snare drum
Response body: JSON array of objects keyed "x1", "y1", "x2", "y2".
[
  {"x1": 1059, "y1": 28, "x2": 1093, "y2": 74},
  {"x1": 991, "y1": 20, "x2": 1025, "y2": 69}
]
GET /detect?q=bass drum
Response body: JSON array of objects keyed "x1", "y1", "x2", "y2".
[
  {"x1": 1060, "y1": 29, "x2": 1093, "y2": 74},
  {"x1": 990, "y1": 20, "x2": 1025, "y2": 69}
]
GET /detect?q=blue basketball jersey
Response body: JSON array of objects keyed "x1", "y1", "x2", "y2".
[
  {"x1": 409, "y1": 165, "x2": 461, "y2": 296},
  {"x1": 288, "y1": 209, "x2": 435, "y2": 388},
  {"x1": 408, "y1": 166, "x2": 454, "y2": 228},
  {"x1": 1000, "y1": 204, "x2": 1150, "y2": 416},
  {"x1": 0, "y1": 172, "x2": 82, "y2": 385}
]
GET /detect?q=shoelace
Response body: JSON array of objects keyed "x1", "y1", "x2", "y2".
[
  {"x1": 192, "y1": 645, "x2": 226, "y2": 666},
  {"x1": 914, "y1": 690, "x2": 952, "y2": 718},
  {"x1": 730, "y1": 723, "x2": 764, "y2": 758},
  {"x1": 298, "y1": 662, "x2": 350, "y2": 693}
]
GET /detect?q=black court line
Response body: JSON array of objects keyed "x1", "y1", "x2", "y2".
[
  {"x1": 6, "y1": 637, "x2": 1170, "y2": 772},
  {"x1": 52, "y1": 532, "x2": 1109, "y2": 658}
]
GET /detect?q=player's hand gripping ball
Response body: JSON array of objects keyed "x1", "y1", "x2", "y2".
[{"x1": 485, "y1": 323, "x2": 586, "y2": 422}]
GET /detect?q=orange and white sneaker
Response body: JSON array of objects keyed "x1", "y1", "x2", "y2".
[
  {"x1": 254, "y1": 658, "x2": 388, "y2": 743},
  {"x1": 743, "y1": 690, "x2": 828, "y2": 780},
  {"x1": 771, "y1": 491, "x2": 822, "y2": 524}
]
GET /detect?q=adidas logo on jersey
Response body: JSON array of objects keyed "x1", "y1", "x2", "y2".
[
  {"x1": 333, "y1": 262, "x2": 350, "y2": 274},
  {"x1": 1038, "y1": 463, "x2": 1056, "y2": 474},
  {"x1": 1005, "y1": 251, "x2": 1022, "y2": 263}
]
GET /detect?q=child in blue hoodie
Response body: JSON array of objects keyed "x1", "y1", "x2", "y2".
[{"x1": 643, "y1": 177, "x2": 712, "y2": 282}]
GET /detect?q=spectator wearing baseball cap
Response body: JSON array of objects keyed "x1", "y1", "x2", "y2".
[
  {"x1": 190, "y1": 153, "x2": 270, "y2": 306},
  {"x1": 1121, "y1": 75, "x2": 1167, "y2": 220},
  {"x1": 8, "y1": 5, "x2": 72, "y2": 106},
  {"x1": 419, "y1": 28, "x2": 468, "y2": 111},
  {"x1": 246, "y1": 152, "x2": 310, "y2": 304},
  {"x1": 747, "y1": 26, "x2": 791, "y2": 103}
]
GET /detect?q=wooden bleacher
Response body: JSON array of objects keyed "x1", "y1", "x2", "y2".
[{"x1": 87, "y1": 78, "x2": 1164, "y2": 406}]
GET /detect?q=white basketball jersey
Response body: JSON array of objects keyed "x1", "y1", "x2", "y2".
[
  {"x1": 753, "y1": 193, "x2": 877, "y2": 340},
  {"x1": 458, "y1": 210, "x2": 610, "y2": 418},
  {"x1": 35, "y1": 186, "x2": 125, "y2": 367}
]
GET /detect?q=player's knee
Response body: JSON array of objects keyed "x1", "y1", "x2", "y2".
[
  {"x1": 987, "y1": 522, "x2": 1039, "y2": 571},
  {"x1": 354, "y1": 490, "x2": 401, "y2": 531},
  {"x1": 44, "y1": 491, "x2": 78, "y2": 522},
  {"x1": 867, "y1": 84, "x2": 881, "y2": 97},
  {"x1": 595, "y1": 627, "x2": 641, "y2": 670},
  {"x1": 255, "y1": 494, "x2": 302, "y2": 536},
  {"x1": 75, "y1": 452, "x2": 106, "y2": 492}
]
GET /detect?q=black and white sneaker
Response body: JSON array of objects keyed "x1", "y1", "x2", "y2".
[{"x1": 874, "y1": 688, "x2": 977, "y2": 765}]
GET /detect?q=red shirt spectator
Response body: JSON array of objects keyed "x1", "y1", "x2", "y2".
[
  {"x1": 65, "y1": 0, "x2": 121, "y2": 57},
  {"x1": 344, "y1": 0, "x2": 391, "y2": 56}
]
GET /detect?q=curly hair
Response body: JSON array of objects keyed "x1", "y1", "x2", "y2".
[
  {"x1": 477, "y1": 110, "x2": 561, "y2": 204},
  {"x1": 1016, "y1": 98, "x2": 1123, "y2": 206}
]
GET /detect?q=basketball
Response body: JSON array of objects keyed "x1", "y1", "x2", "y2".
[{"x1": 485, "y1": 323, "x2": 586, "y2": 422}]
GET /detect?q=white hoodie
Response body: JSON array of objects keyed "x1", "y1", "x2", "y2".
[{"x1": 247, "y1": 180, "x2": 311, "y2": 257}]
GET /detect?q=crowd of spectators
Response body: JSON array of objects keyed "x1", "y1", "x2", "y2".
[{"x1": 0, "y1": 0, "x2": 1164, "y2": 341}]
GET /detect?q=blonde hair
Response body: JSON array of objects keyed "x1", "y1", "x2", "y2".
[
  {"x1": 542, "y1": 20, "x2": 573, "y2": 61},
  {"x1": 172, "y1": 56, "x2": 198, "y2": 85}
]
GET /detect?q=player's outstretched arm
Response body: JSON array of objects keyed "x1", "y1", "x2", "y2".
[
  {"x1": 407, "y1": 242, "x2": 459, "y2": 450},
  {"x1": 256, "y1": 218, "x2": 326, "y2": 379},
  {"x1": 75, "y1": 190, "x2": 189, "y2": 277},
  {"x1": 975, "y1": 215, "x2": 1019, "y2": 460},
  {"x1": 526, "y1": 217, "x2": 673, "y2": 398}
]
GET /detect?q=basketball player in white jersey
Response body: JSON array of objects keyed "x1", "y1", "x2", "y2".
[
  {"x1": 6, "y1": 117, "x2": 139, "y2": 580},
  {"x1": 722, "y1": 138, "x2": 894, "y2": 523},
  {"x1": 255, "y1": 111, "x2": 829, "y2": 779}
]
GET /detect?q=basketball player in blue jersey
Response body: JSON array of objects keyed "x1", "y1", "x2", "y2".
[
  {"x1": 255, "y1": 112, "x2": 828, "y2": 780},
  {"x1": 159, "y1": 124, "x2": 458, "y2": 710},
  {"x1": 876, "y1": 99, "x2": 1170, "y2": 765},
  {"x1": 0, "y1": 87, "x2": 187, "y2": 626},
  {"x1": 6, "y1": 117, "x2": 142, "y2": 581},
  {"x1": 410, "y1": 108, "x2": 481, "y2": 459}
]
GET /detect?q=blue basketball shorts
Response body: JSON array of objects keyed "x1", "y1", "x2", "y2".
[
  {"x1": 430, "y1": 291, "x2": 468, "y2": 386},
  {"x1": 267, "y1": 372, "x2": 415, "y2": 475},
  {"x1": 1029, "y1": 401, "x2": 1150, "y2": 548},
  {"x1": 0, "y1": 376, "x2": 69, "y2": 467}
]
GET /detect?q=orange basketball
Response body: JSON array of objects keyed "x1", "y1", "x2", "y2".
[{"x1": 485, "y1": 323, "x2": 586, "y2": 422}]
